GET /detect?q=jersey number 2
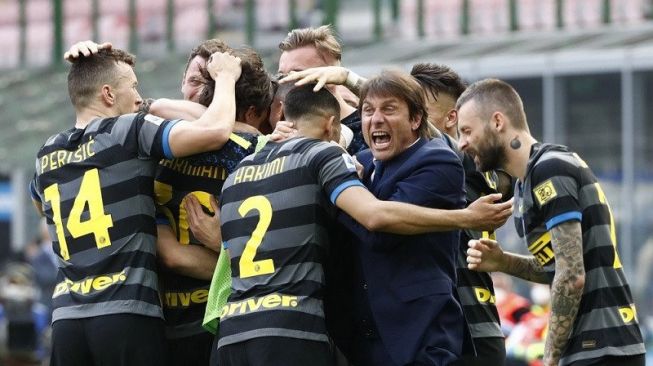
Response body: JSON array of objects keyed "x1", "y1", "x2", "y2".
[
  {"x1": 238, "y1": 196, "x2": 275, "y2": 278},
  {"x1": 43, "y1": 168, "x2": 114, "y2": 260}
]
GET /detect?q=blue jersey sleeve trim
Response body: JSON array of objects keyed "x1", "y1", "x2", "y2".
[
  {"x1": 156, "y1": 217, "x2": 171, "y2": 226},
  {"x1": 546, "y1": 211, "x2": 582, "y2": 230},
  {"x1": 162, "y1": 120, "x2": 179, "y2": 159},
  {"x1": 29, "y1": 180, "x2": 40, "y2": 202},
  {"x1": 330, "y1": 180, "x2": 365, "y2": 205},
  {"x1": 223, "y1": 241, "x2": 230, "y2": 250}
]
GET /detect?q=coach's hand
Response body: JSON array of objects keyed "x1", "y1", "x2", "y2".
[
  {"x1": 64, "y1": 40, "x2": 112, "y2": 61},
  {"x1": 467, "y1": 239, "x2": 505, "y2": 272},
  {"x1": 207, "y1": 52, "x2": 242, "y2": 82},
  {"x1": 464, "y1": 194, "x2": 513, "y2": 231}
]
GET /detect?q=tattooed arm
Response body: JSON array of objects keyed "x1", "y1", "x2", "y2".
[
  {"x1": 543, "y1": 220, "x2": 585, "y2": 366},
  {"x1": 467, "y1": 239, "x2": 552, "y2": 284}
]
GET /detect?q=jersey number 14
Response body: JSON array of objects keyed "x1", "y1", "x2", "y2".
[{"x1": 43, "y1": 168, "x2": 114, "y2": 260}]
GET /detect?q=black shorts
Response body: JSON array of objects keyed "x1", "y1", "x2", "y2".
[
  {"x1": 453, "y1": 336, "x2": 506, "y2": 366},
  {"x1": 50, "y1": 313, "x2": 166, "y2": 366},
  {"x1": 568, "y1": 353, "x2": 645, "y2": 366},
  {"x1": 166, "y1": 331, "x2": 214, "y2": 366},
  {"x1": 213, "y1": 337, "x2": 336, "y2": 366}
]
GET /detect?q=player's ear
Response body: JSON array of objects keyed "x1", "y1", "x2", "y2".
[
  {"x1": 493, "y1": 111, "x2": 506, "y2": 132},
  {"x1": 445, "y1": 109, "x2": 458, "y2": 130},
  {"x1": 101, "y1": 84, "x2": 115, "y2": 106}
]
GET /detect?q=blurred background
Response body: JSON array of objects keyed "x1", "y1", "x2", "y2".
[{"x1": 0, "y1": 0, "x2": 651, "y2": 364}]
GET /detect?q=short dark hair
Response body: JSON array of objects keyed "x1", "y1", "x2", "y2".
[
  {"x1": 360, "y1": 69, "x2": 429, "y2": 138},
  {"x1": 456, "y1": 78, "x2": 528, "y2": 131},
  {"x1": 183, "y1": 38, "x2": 231, "y2": 76},
  {"x1": 283, "y1": 83, "x2": 340, "y2": 124},
  {"x1": 198, "y1": 47, "x2": 273, "y2": 121},
  {"x1": 410, "y1": 63, "x2": 467, "y2": 101},
  {"x1": 67, "y1": 48, "x2": 135, "y2": 109}
]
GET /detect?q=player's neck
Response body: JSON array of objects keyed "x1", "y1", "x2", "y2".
[
  {"x1": 75, "y1": 105, "x2": 117, "y2": 129},
  {"x1": 505, "y1": 133, "x2": 537, "y2": 181}
]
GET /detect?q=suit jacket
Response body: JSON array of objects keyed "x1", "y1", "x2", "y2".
[{"x1": 340, "y1": 137, "x2": 466, "y2": 366}]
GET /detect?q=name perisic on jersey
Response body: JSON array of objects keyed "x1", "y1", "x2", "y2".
[
  {"x1": 40, "y1": 139, "x2": 95, "y2": 174},
  {"x1": 232, "y1": 156, "x2": 287, "y2": 184}
]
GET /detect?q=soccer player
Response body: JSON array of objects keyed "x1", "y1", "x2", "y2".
[
  {"x1": 30, "y1": 42, "x2": 242, "y2": 366},
  {"x1": 411, "y1": 63, "x2": 508, "y2": 366},
  {"x1": 152, "y1": 44, "x2": 273, "y2": 366},
  {"x1": 460, "y1": 79, "x2": 645, "y2": 366},
  {"x1": 278, "y1": 25, "x2": 366, "y2": 154},
  {"x1": 214, "y1": 83, "x2": 512, "y2": 365}
]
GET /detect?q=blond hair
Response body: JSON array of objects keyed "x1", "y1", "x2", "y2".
[{"x1": 279, "y1": 25, "x2": 342, "y2": 64}]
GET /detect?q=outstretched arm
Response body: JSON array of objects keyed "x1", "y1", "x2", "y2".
[
  {"x1": 336, "y1": 187, "x2": 513, "y2": 233},
  {"x1": 279, "y1": 66, "x2": 367, "y2": 96},
  {"x1": 149, "y1": 99, "x2": 260, "y2": 135}
]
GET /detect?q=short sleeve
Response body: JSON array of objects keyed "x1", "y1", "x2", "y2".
[
  {"x1": 309, "y1": 144, "x2": 365, "y2": 204},
  {"x1": 29, "y1": 174, "x2": 41, "y2": 203},
  {"x1": 530, "y1": 157, "x2": 582, "y2": 230},
  {"x1": 112, "y1": 112, "x2": 179, "y2": 160}
]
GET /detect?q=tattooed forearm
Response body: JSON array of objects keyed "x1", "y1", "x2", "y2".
[
  {"x1": 502, "y1": 252, "x2": 552, "y2": 284},
  {"x1": 543, "y1": 221, "x2": 585, "y2": 366}
]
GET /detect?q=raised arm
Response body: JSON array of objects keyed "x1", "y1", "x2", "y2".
[
  {"x1": 279, "y1": 66, "x2": 367, "y2": 96},
  {"x1": 149, "y1": 99, "x2": 260, "y2": 135},
  {"x1": 279, "y1": 66, "x2": 362, "y2": 121},
  {"x1": 166, "y1": 52, "x2": 241, "y2": 158}
]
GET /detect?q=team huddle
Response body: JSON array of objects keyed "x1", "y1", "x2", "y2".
[{"x1": 29, "y1": 26, "x2": 644, "y2": 366}]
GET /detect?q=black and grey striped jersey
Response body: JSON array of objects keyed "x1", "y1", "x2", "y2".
[
  {"x1": 457, "y1": 161, "x2": 504, "y2": 339},
  {"x1": 515, "y1": 143, "x2": 644, "y2": 365},
  {"x1": 154, "y1": 133, "x2": 258, "y2": 339},
  {"x1": 31, "y1": 113, "x2": 178, "y2": 323},
  {"x1": 441, "y1": 133, "x2": 504, "y2": 340},
  {"x1": 217, "y1": 137, "x2": 363, "y2": 349}
]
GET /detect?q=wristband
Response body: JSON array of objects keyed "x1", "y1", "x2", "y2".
[{"x1": 346, "y1": 70, "x2": 361, "y2": 89}]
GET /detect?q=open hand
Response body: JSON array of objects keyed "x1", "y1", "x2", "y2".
[
  {"x1": 64, "y1": 41, "x2": 112, "y2": 62},
  {"x1": 279, "y1": 66, "x2": 350, "y2": 91},
  {"x1": 269, "y1": 120, "x2": 298, "y2": 142},
  {"x1": 184, "y1": 193, "x2": 222, "y2": 252},
  {"x1": 465, "y1": 194, "x2": 513, "y2": 231},
  {"x1": 207, "y1": 52, "x2": 242, "y2": 81}
]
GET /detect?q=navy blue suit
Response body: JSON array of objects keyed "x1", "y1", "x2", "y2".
[{"x1": 340, "y1": 137, "x2": 466, "y2": 366}]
